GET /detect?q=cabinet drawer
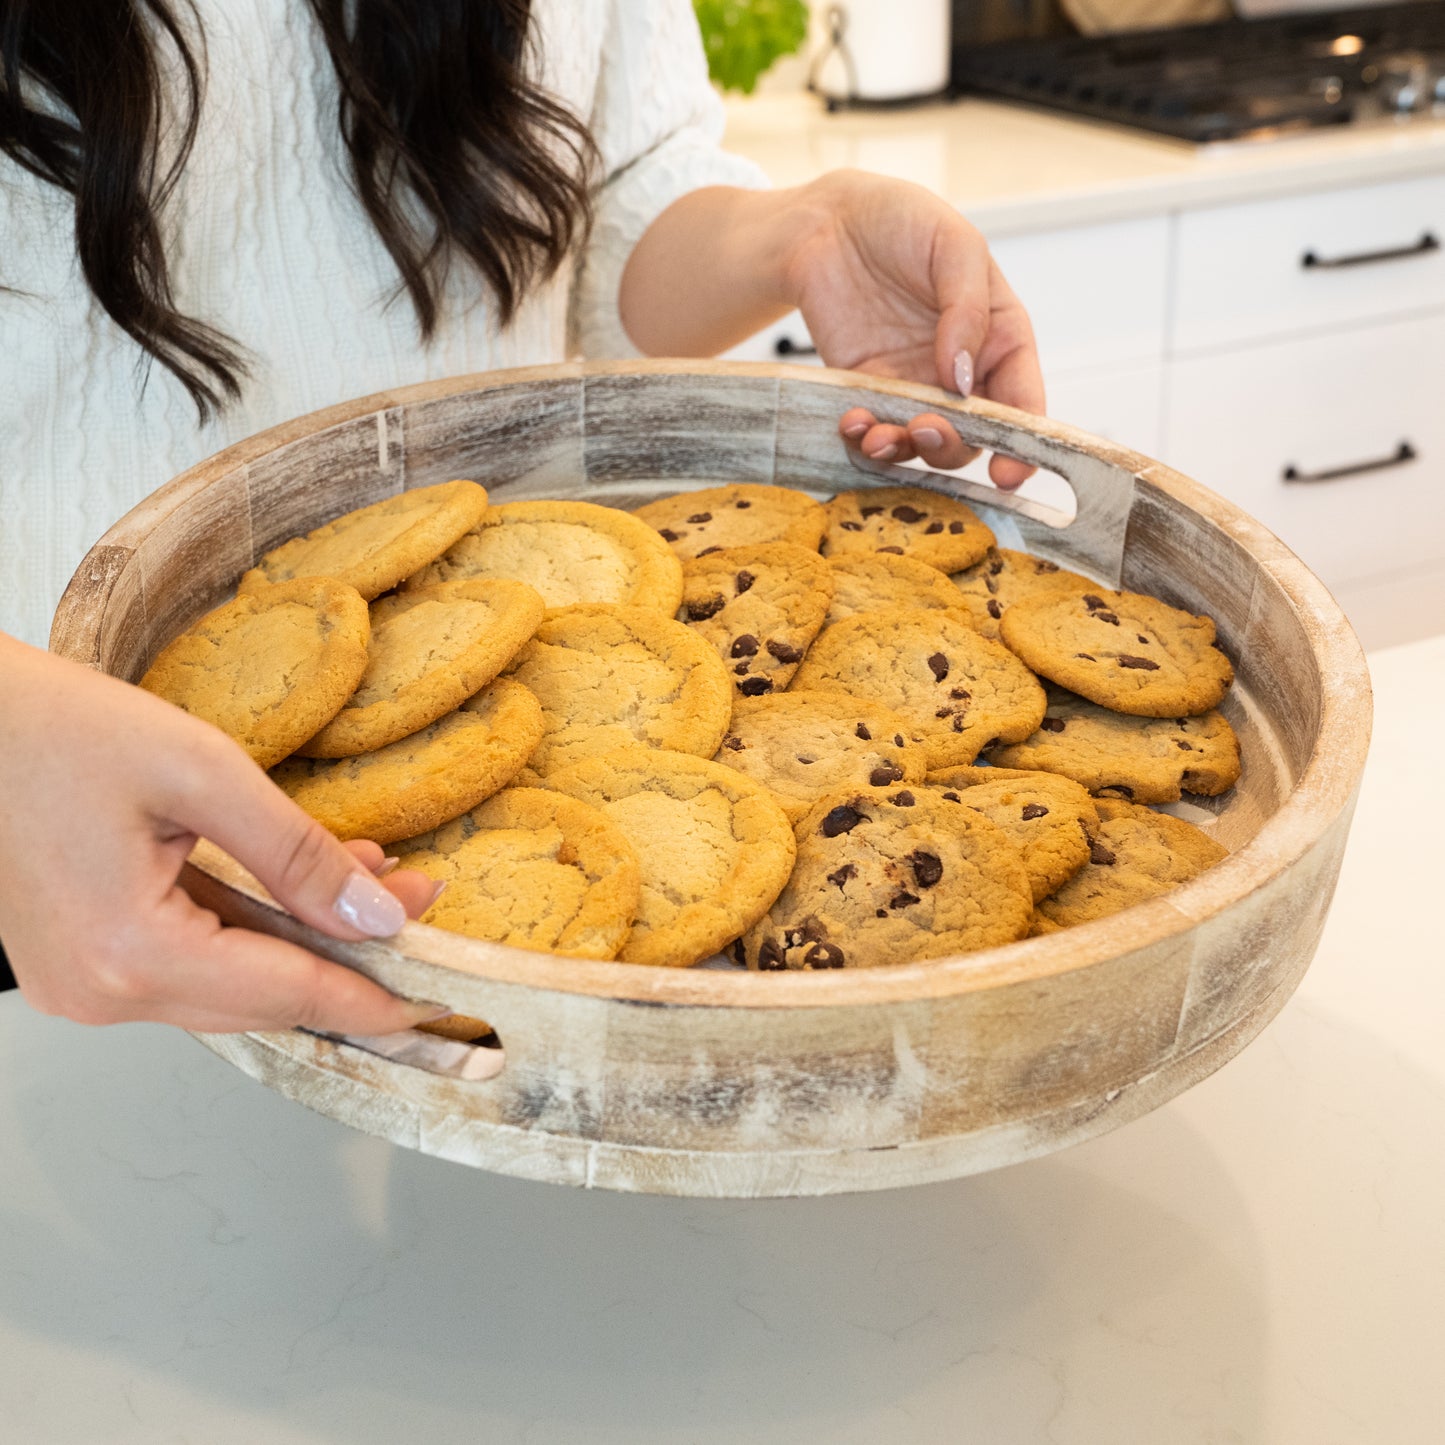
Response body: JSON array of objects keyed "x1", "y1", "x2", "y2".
[
  {"x1": 1172, "y1": 174, "x2": 1445, "y2": 353},
  {"x1": 1162, "y1": 313, "x2": 1445, "y2": 588}
]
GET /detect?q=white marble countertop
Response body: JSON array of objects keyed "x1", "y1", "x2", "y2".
[
  {"x1": 1, "y1": 634, "x2": 1440, "y2": 1444},
  {"x1": 724, "y1": 92, "x2": 1445, "y2": 233}
]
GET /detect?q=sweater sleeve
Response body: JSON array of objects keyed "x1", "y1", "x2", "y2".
[{"x1": 567, "y1": 0, "x2": 771, "y2": 360}]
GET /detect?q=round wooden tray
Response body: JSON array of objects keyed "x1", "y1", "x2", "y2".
[{"x1": 50, "y1": 360, "x2": 1372, "y2": 1197}]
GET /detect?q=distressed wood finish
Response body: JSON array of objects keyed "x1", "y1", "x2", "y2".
[{"x1": 50, "y1": 361, "x2": 1373, "y2": 1197}]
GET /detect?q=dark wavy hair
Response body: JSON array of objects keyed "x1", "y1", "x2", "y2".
[{"x1": 0, "y1": 0, "x2": 596, "y2": 419}]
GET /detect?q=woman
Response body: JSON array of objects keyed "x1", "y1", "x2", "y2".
[{"x1": 0, "y1": 0, "x2": 1043, "y2": 1034}]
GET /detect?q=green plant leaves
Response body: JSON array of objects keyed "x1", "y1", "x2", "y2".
[{"x1": 694, "y1": 0, "x2": 810, "y2": 95}]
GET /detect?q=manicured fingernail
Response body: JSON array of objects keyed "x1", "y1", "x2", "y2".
[
  {"x1": 843, "y1": 422, "x2": 868, "y2": 439},
  {"x1": 405, "y1": 999, "x2": 453, "y2": 1025},
  {"x1": 372, "y1": 856, "x2": 400, "y2": 879},
  {"x1": 953, "y1": 350, "x2": 974, "y2": 399},
  {"x1": 912, "y1": 427, "x2": 944, "y2": 450},
  {"x1": 426, "y1": 880, "x2": 450, "y2": 909},
  {"x1": 867, "y1": 443, "x2": 899, "y2": 461},
  {"x1": 335, "y1": 872, "x2": 407, "y2": 936}
]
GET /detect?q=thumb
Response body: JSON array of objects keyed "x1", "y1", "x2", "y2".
[{"x1": 167, "y1": 734, "x2": 408, "y2": 943}]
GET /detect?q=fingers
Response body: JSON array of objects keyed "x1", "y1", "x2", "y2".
[
  {"x1": 343, "y1": 840, "x2": 439, "y2": 919},
  {"x1": 839, "y1": 409, "x2": 981, "y2": 470},
  {"x1": 905, "y1": 412, "x2": 981, "y2": 471}
]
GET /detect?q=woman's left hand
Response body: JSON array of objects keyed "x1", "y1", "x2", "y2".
[{"x1": 782, "y1": 169, "x2": 1044, "y2": 489}]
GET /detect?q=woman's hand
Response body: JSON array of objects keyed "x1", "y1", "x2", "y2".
[
  {"x1": 619, "y1": 171, "x2": 1045, "y2": 488},
  {"x1": 0, "y1": 636, "x2": 446, "y2": 1034}
]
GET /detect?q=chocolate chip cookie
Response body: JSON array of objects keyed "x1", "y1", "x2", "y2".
[
  {"x1": 138, "y1": 576, "x2": 370, "y2": 769},
  {"x1": 791, "y1": 607, "x2": 1047, "y2": 768},
  {"x1": 738, "y1": 786, "x2": 1032, "y2": 969},
  {"x1": 504, "y1": 605, "x2": 732, "y2": 778},
  {"x1": 632, "y1": 483, "x2": 827, "y2": 559},
  {"x1": 950, "y1": 546, "x2": 1094, "y2": 640},
  {"x1": 713, "y1": 689, "x2": 928, "y2": 822},
  {"x1": 823, "y1": 552, "x2": 978, "y2": 630},
  {"x1": 680, "y1": 543, "x2": 834, "y2": 697},
  {"x1": 393, "y1": 787, "x2": 641, "y2": 958},
  {"x1": 546, "y1": 748, "x2": 796, "y2": 968},
  {"x1": 820, "y1": 486, "x2": 994, "y2": 572},
  {"x1": 239, "y1": 480, "x2": 488, "y2": 600},
  {"x1": 404, "y1": 499, "x2": 684, "y2": 614},
  {"x1": 986, "y1": 687, "x2": 1242, "y2": 802},
  {"x1": 1000, "y1": 587, "x2": 1234, "y2": 717},
  {"x1": 1032, "y1": 797, "x2": 1227, "y2": 932}
]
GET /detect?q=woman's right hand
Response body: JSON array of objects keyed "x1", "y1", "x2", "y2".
[{"x1": 0, "y1": 635, "x2": 448, "y2": 1034}]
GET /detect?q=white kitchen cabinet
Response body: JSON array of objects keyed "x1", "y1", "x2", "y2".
[{"x1": 1163, "y1": 312, "x2": 1445, "y2": 588}]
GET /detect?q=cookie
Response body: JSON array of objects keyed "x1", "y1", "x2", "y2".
[
  {"x1": 713, "y1": 690, "x2": 928, "y2": 823},
  {"x1": 791, "y1": 607, "x2": 1047, "y2": 769},
  {"x1": 392, "y1": 788, "x2": 641, "y2": 958},
  {"x1": 504, "y1": 605, "x2": 732, "y2": 778},
  {"x1": 299, "y1": 578, "x2": 545, "y2": 757},
  {"x1": 1033, "y1": 797, "x2": 1228, "y2": 932},
  {"x1": 546, "y1": 749, "x2": 796, "y2": 968},
  {"x1": 138, "y1": 577, "x2": 369, "y2": 769},
  {"x1": 632, "y1": 483, "x2": 827, "y2": 560},
  {"x1": 823, "y1": 552, "x2": 976, "y2": 629},
  {"x1": 1000, "y1": 587, "x2": 1234, "y2": 717},
  {"x1": 269, "y1": 677, "x2": 543, "y2": 843},
  {"x1": 738, "y1": 786, "x2": 1032, "y2": 970},
  {"x1": 238, "y1": 480, "x2": 488, "y2": 600},
  {"x1": 925, "y1": 772, "x2": 1099, "y2": 902},
  {"x1": 820, "y1": 486, "x2": 994, "y2": 572},
  {"x1": 680, "y1": 543, "x2": 834, "y2": 697},
  {"x1": 950, "y1": 546, "x2": 1094, "y2": 640},
  {"x1": 985, "y1": 687, "x2": 1242, "y2": 803},
  {"x1": 403, "y1": 499, "x2": 683, "y2": 614}
]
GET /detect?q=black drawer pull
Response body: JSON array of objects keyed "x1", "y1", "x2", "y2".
[
  {"x1": 774, "y1": 335, "x2": 818, "y2": 357},
  {"x1": 1283, "y1": 441, "x2": 1416, "y2": 484},
  {"x1": 1301, "y1": 233, "x2": 1439, "y2": 270}
]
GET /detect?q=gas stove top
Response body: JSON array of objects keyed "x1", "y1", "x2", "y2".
[{"x1": 953, "y1": 2, "x2": 1445, "y2": 143}]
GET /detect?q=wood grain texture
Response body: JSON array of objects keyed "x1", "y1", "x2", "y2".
[{"x1": 50, "y1": 361, "x2": 1373, "y2": 1197}]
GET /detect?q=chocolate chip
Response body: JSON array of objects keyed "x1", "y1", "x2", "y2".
[
  {"x1": 1083, "y1": 594, "x2": 1107, "y2": 611},
  {"x1": 894, "y1": 734, "x2": 904, "y2": 747},
  {"x1": 697, "y1": 546, "x2": 722, "y2": 556},
  {"x1": 1040, "y1": 717, "x2": 1066, "y2": 733},
  {"x1": 948, "y1": 520, "x2": 965, "y2": 534},
  {"x1": 804, "y1": 942, "x2": 845, "y2": 969},
  {"x1": 936, "y1": 707, "x2": 954, "y2": 719},
  {"x1": 687, "y1": 512, "x2": 712, "y2": 524},
  {"x1": 927, "y1": 652, "x2": 949, "y2": 682},
  {"x1": 827, "y1": 863, "x2": 857, "y2": 891},
  {"x1": 889, "y1": 891, "x2": 920, "y2": 910},
  {"x1": 1118, "y1": 655, "x2": 1159, "y2": 670},
  {"x1": 1021, "y1": 803, "x2": 1049, "y2": 821},
  {"x1": 877, "y1": 545, "x2": 905, "y2": 555},
  {"x1": 797, "y1": 755, "x2": 815, "y2": 765},
  {"x1": 1089, "y1": 840, "x2": 1118, "y2": 866},
  {"x1": 860, "y1": 505, "x2": 884, "y2": 518},
  {"x1": 876, "y1": 909, "x2": 887, "y2": 918},
  {"x1": 910, "y1": 851, "x2": 943, "y2": 888},
  {"x1": 685, "y1": 595, "x2": 725, "y2": 621},
  {"x1": 730, "y1": 634, "x2": 759, "y2": 657},
  {"x1": 1075, "y1": 653, "x2": 1096, "y2": 661},
  {"x1": 733, "y1": 661, "x2": 751, "y2": 675},
  {"x1": 949, "y1": 687, "x2": 970, "y2": 701},
  {"x1": 987, "y1": 600, "x2": 1002, "y2": 620},
  {"x1": 1137, "y1": 635, "x2": 1149, "y2": 645},
  {"x1": 735, "y1": 499, "x2": 751, "y2": 509},
  {"x1": 951, "y1": 717, "x2": 965, "y2": 732},
  {"x1": 988, "y1": 558, "x2": 1005, "y2": 576},
  {"x1": 840, "y1": 520, "x2": 864, "y2": 532},
  {"x1": 766, "y1": 639, "x2": 803, "y2": 664},
  {"x1": 869, "y1": 762, "x2": 903, "y2": 786},
  {"x1": 723, "y1": 735, "x2": 744, "y2": 751},
  {"x1": 941, "y1": 791, "x2": 961, "y2": 802},
  {"x1": 1099, "y1": 785, "x2": 1134, "y2": 799},
  {"x1": 1097, "y1": 611, "x2": 1120, "y2": 626},
  {"x1": 658, "y1": 529, "x2": 680, "y2": 542},
  {"x1": 738, "y1": 676, "x2": 773, "y2": 696},
  {"x1": 821, "y1": 804, "x2": 865, "y2": 837},
  {"x1": 735, "y1": 570, "x2": 755, "y2": 594},
  {"x1": 1037, "y1": 560, "x2": 1059, "y2": 573},
  {"x1": 1176, "y1": 739, "x2": 1194, "y2": 752},
  {"x1": 891, "y1": 790, "x2": 916, "y2": 806},
  {"x1": 757, "y1": 938, "x2": 786, "y2": 970},
  {"x1": 925, "y1": 521, "x2": 944, "y2": 534},
  {"x1": 855, "y1": 723, "x2": 872, "y2": 741},
  {"x1": 730, "y1": 939, "x2": 747, "y2": 967},
  {"x1": 891, "y1": 504, "x2": 927, "y2": 523}
]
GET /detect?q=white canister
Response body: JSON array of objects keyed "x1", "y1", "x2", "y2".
[{"x1": 811, "y1": 0, "x2": 951, "y2": 104}]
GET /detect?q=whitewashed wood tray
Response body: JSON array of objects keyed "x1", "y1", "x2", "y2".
[{"x1": 49, "y1": 361, "x2": 1372, "y2": 1197}]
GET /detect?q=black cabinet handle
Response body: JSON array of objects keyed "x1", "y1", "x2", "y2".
[
  {"x1": 774, "y1": 335, "x2": 818, "y2": 357},
  {"x1": 1301, "y1": 233, "x2": 1439, "y2": 269},
  {"x1": 1283, "y1": 441, "x2": 1416, "y2": 484}
]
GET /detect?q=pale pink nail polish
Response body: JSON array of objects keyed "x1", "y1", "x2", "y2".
[
  {"x1": 843, "y1": 422, "x2": 868, "y2": 439},
  {"x1": 335, "y1": 872, "x2": 407, "y2": 936},
  {"x1": 427, "y1": 880, "x2": 450, "y2": 909},
  {"x1": 372, "y1": 856, "x2": 400, "y2": 879},
  {"x1": 953, "y1": 350, "x2": 975, "y2": 399},
  {"x1": 868, "y1": 444, "x2": 899, "y2": 462},
  {"x1": 912, "y1": 427, "x2": 944, "y2": 450}
]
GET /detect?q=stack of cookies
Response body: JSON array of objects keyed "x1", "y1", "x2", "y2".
[{"x1": 139, "y1": 474, "x2": 1238, "y2": 972}]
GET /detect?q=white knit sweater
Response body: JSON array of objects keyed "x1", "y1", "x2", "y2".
[{"x1": 0, "y1": 0, "x2": 765, "y2": 649}]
